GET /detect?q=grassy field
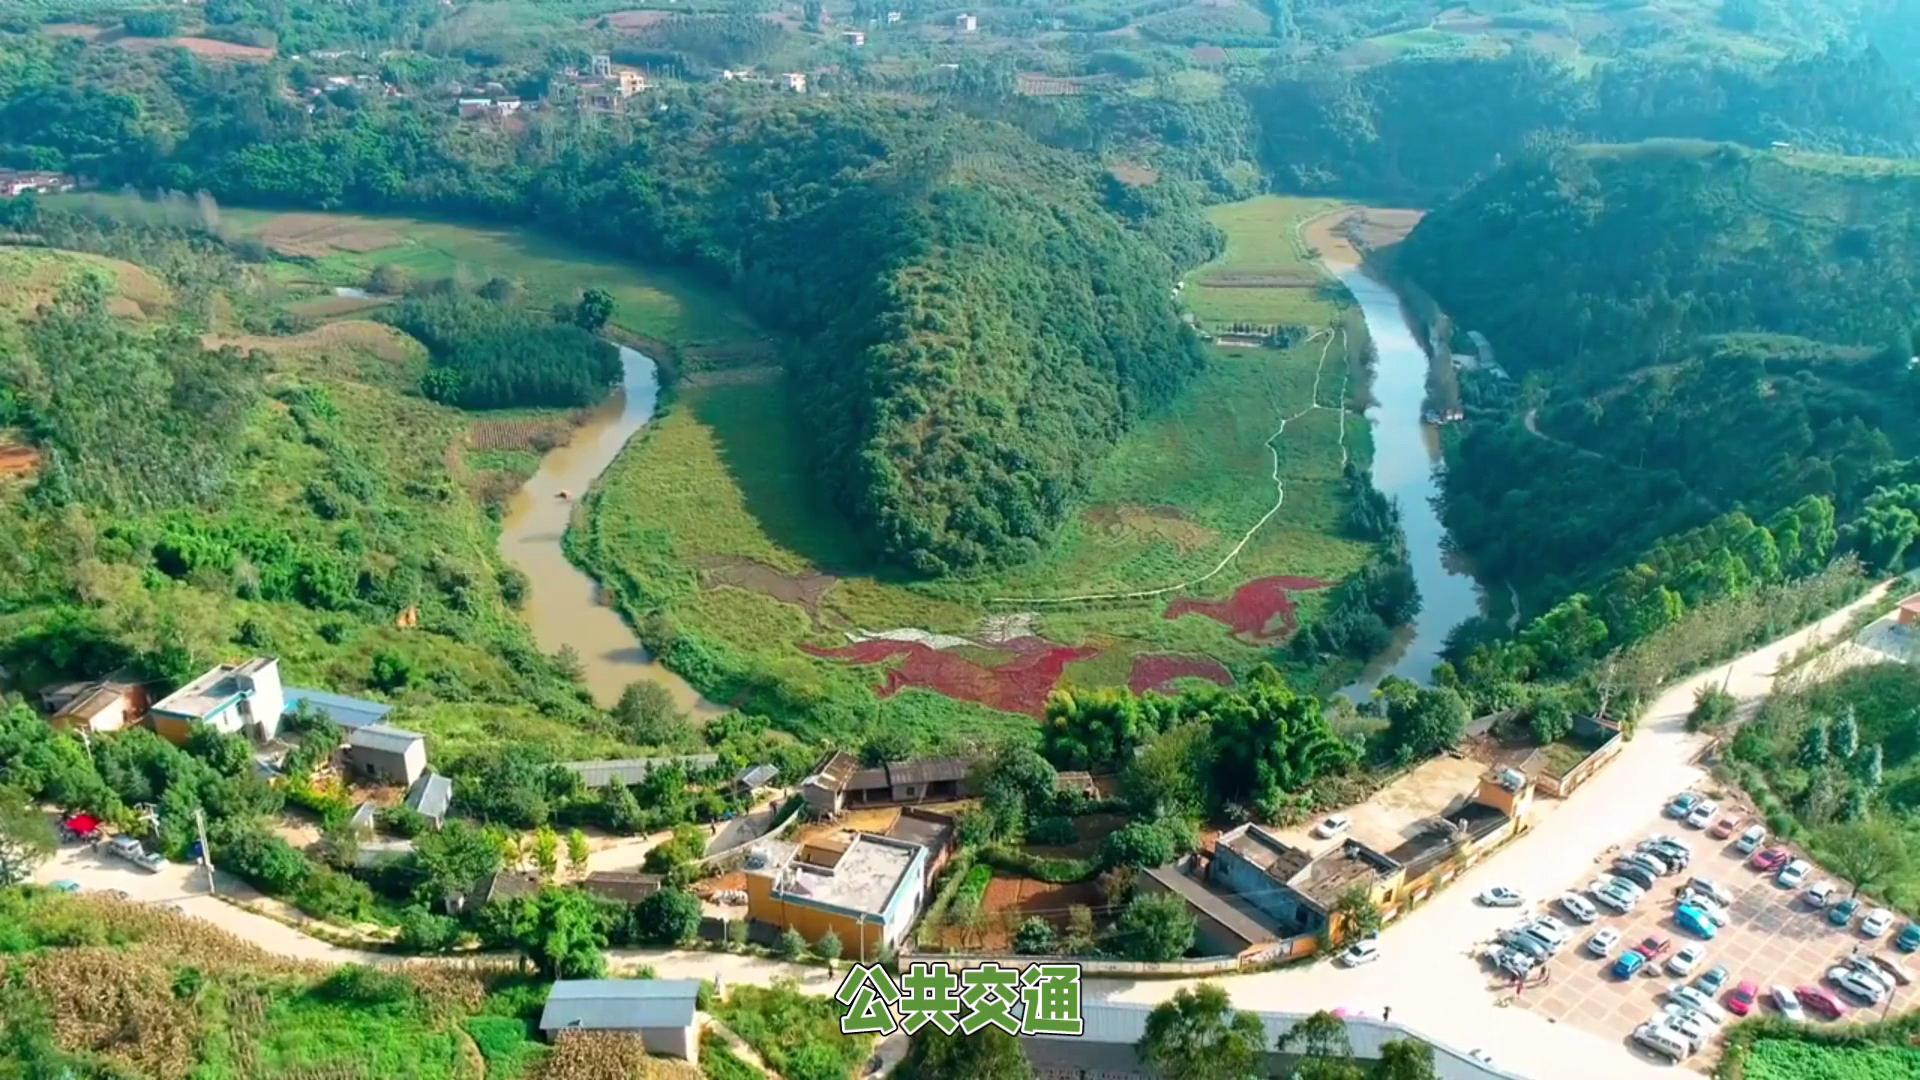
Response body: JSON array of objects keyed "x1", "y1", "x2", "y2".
[
  {"x1": 1183, "y1": 196, "x2": 1348, "y2": 328},
  {"x1": 571, "y1": 195, "x2": 1383, "y2": 740}
]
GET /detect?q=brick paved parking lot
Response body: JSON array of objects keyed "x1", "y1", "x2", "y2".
[{"x1": 1501, "y1": 800, "x2": 1915, "y2": 1069}]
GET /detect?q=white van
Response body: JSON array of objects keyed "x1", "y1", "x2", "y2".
[{"x1": 1633, "y1": 1022, "x2": 1692, "y2": 1062}]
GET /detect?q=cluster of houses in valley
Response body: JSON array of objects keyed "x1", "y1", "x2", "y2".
[{"x1": 44, "y1": 655, "x2": 453, "y2": 827}]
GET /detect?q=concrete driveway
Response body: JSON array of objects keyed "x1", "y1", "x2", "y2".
[{"x1": 1088, "y1": 582, "x2": 1902, "y2": 1080}]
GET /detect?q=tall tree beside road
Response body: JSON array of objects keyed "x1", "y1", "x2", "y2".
[
  {"x1": 0, "y1": 786, "x2": 56, "y2": 886},
  {"x1": 1113, "y1": 891, "x2": 1197, "y2": 962},
  {"x1": 1374, "y1": 1038, "x2": 1439, "y2": 1080},
  {"x1": 1137, "y1": 983, "x2": 1266, "y2": 1080},
  {"x1": 1816, "y1": 820, "x2": 1910, "y2": 899}
]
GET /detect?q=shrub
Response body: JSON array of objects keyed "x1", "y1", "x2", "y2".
[
  {"x1": 1027, "y1": 815, "x2": 1077, "y2": 846},
  {"x1": 813, "y1": 930, "x2": 842, "y2": 962},
  {"x1": 1013, "y1": 917, "x2": 1058, "y2": 955},
  {"x1": 776, "y1": 927, "x2": 808, "y2": 961},
  {"x1": 397, "y1": 905, "x2": 461, "y2": 953}
]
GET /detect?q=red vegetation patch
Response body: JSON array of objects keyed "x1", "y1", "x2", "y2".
[
  {"x1": 1163, "y1": 575, "x2": 1333, "y2": 641},
  {"x1": 803, "y1": 635, "x2": 1096, "y2": 716},
  {"x1": 1127, "y1": 654, "x2": 1233, "y2": 695}
]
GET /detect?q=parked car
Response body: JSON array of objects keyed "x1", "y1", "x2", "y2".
[
  {"x1": 1751, "y1": 848, "x2": 1791, "y2": 873},
  {"x1": 1805, "y1": 881, "x2": 1836, "y2": 908},
  {"x1": 1528, "y1": 916, "x2": 1571, "y2": 949},
  {"x1": 1898, "y1": 923, "x2": 1920, "y2": 953},
  {"x1": 50, "y1": 880, "x2": 81, "y2": 894},
  {"x1": 1665, "y1": 984, "x2": 1727, "y2": 1023},
  {"x1": 1633, "y1": 1022, "x2": 1692, "y2": 1062},
  {"x1": 1736, "y1": 825, "x2": 1767, "y2": 854},
  {"x1": 105, "y1": 834, "x2": 164, "y2": 873},
  {"x1": 1560, "y1": 893, "x2": 1599, "y2": 924},
  {"x1": 1827, "y1": 965, "x2": 1886, "y2": 1005},
  {"x1": 1862, "y1": 908, "x2": 1896, "y2": 938},
  {"x1": 1796, "y1": 985, "x2": 1848, "y2": 1020},
  {"x1": 1642, "y1": 838, "x2": 1692, "y2": 869},
  {"x1": 1839, "y1": 955, "x2": 1894, "y2": 994},
  {"x1": 1679, "y1": 892, "x2": 1732, "y2": 928},
  {"x1": 1695, "y1": 965, "x2": 1732, "y2": 996},
  {"x1": 1339, "y1": 940, "x2": 1380, "y2": 967},
  {"x1": 1777, "y1": 859, "x2": 1812, "y2": 888},
  {"x1": 1636, "y1": 848, "x2": 1682, "y2": 876},
  {"x1": 1478, "y1": 886, "x2": 1524, "y2": 907},
  {"x1": 1591, "y1": 882, "x2": 1638, "y2": 914},
  {"x1": 1667, "y1": 793, "x2": 1704, "y2": 819},
  {"x1": 1676, "y1": 905, "x2": 1719, "y2": 939},
  {"x1": 1666, "y1": 943, "x2": 1708, "y2": 977},
  {"x1": 1615, "y1": 951, "x2": 1649, "y2": 979},
  {"x1": 1687, "y1": 877, "x2": 1733, "y2": 906},
  {"x1": 1686, "y1": 801, "x2": 1718, "y2": 829},
  {"x1": 1830, "y1": 897, "x2": 1864, "y2": 928},
  {"x1": 1770, "y1": 985, "x2": 1805, "y2": 1021},
  {"x1": 1727, "y1": 981, "x2": 1760, "y2": 1016},
  {"x1": 1502, "y1": 930, "x2": 1552, "y2": 961},
  {"x1": 1709, "y1": 816, "x2": 1740, "y2": 840},
  {"x1": 1636, "y1": 936, "x2": 1673, "y2": 961},
  {"x1": 1313, "y1": 814, "x2": 1352, "y2": 840},
  {"x1": 1588, "y1": 927, "x2": 1622, "y2": 957},
  {"x1": 1492, "y1": 947, "x2": 1535, "y2": 979},
  {"x1": 1610, "y1": 862, "x2": 1659, "y2": 892},
  {"x1": 1656, "y1": 1005, "x2": 1714, "y2": 1053}
]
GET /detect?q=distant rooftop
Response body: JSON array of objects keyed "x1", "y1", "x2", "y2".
[
  {"x1": 761, "y1": 832, "x2": 920, "y2": 916},
  {"x1": 562, "y1": 755, "x2": 718, "y2": 789},
  {"x1": 152, "y1": 658, "x2": 276, "y2": 720},
  {"x1": 285, "y1": 687, "x2": 392, "y2": 731},
  {"x1": 346, "y1": 724, "x2": 425, "y2": 755},
  {"x1": 539, "y1": 979, "x2": 700, "y2": 1033},
  {"x1": 1288, "y1": 840, "x2": 1400, "y2": 911},
  {"x1": 1386, "y1": 801, "x2": 1510, "y2": 881},
  {"x1": 885, "y1": 808, "x2": 954, "y2": 855}
]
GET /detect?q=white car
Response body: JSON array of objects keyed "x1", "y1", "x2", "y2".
[
  {"x1": 1736, "y1": 825, "x2": 1767, "y2": 854},
  {"x1": 1588, "y1": 927, "x2": 1623, "y2": 957},
  {"x1": 1688, "y1": 877, "x2": 1734, "y2": 906},
  {"x1": 1839, "y1": 954, "x2": 1894, "y2": 993},
  {"x1": 1686, "y1": 801, "x2": 1718, "y2": 828},
  {"x1": 1805, "y1": 881, "x2": 1836, "y2": 908},
  {"x1": 1313, "y1": 814, "x2": 1352, "y2": 840},
  {"x1": 1828, "y1": 965, "x2": 1886, "y2": 1005},
  {"x1": 1679, "y1": 892, "x2": 1732, "y2": 927},
  {"x1": 1492, "y1": 947, "x2": 1535, "y2": 978},
  {"x1": 1862, "y1": 908, "x2": 1897, "y2": 938},
  {"x1": 1657, "y1": 1005, "x2": 1714, "y2": 1052},
  {"x1": 1771, "y1": 985, "x2": 1806, "y2": 1021},
  {"x1": 1665, "y1": 984, "x2": 1727, "y2": 1023},
  {"x1": 1339, "y1": 940, "x2": 1380, "y2": 967},
  {"x1": 1528, "y1": 916, "x2": 1570, "y2": 949},
  {"x1": 1560, "y1": 893, "x2": 1599, "y2": 924},
  {"x1": 1478, "y1": 886, "x2": 1524, "y2": 907},
  {"x1": 105, "y1": 835, "x2": 165, "y2": 873},
  {"x1": 1633, "y1": 1022, "x2": 1692, "y2": 1062},
  {"x1": 1777, "y1": 859, "x2": 1812, "y2": 888},
  {"x1": 1595, "y1": 872, "x2": 1646, "y2": 900},
  {"x1": 1666, "y1": 943, "x2": 1708, "y2": 977}
]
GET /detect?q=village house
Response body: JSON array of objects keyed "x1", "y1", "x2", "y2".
[
  {"x1": 884, "y1": 806, "x2": 958, "y2": 888},
  {"x1": 538, "y1": 979, "x2": 702, "y2": 1062},
  {"x1": 0, "y1": 170, "x2": 76, "y2": 197},
  {"x1": 42, "y1": 675, "x2": 148, "y2": 736},
  {"x1": 799, "y1": 751, "x2": 973, "y2": 816},
  {"x1": 561, "y1": 755, "x2": 718, "y2": 790},
  {"x1": 581, "y1": 871, "x2": 665, "y2": 906},
  {"x1": 1210, "y1": 825, "x2": 1402, "y2": 941},
  {"x1": 955, "y1": 13, "x2": 978, "y2": 32},
  {"x1": 342, "y1": 724, "x2": 428, "y2": 787},
  {"x1": 745, "y1": 831, "x2": 927, "y2": 960},
  {"x1": 841, "y1": 30, "x2": 866, "y2": 46},
  {"x1": 148, "y1": 657, "x2": 285, "y2": 745},
  {"x1": 781, "y1": 71, "x2": 808, "y2": 92}
]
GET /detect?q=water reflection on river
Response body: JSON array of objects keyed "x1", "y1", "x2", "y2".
[
  {"x1": 1339, "y1": 269, "x2": 1487, "y2": 699},
  {"x1": 497, "y1": 346, "x2": 725, "y2": 717}
]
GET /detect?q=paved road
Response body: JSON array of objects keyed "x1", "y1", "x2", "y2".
[{"x1": 1086, "y1": 581, "x2": 1900, "y2": 1080}]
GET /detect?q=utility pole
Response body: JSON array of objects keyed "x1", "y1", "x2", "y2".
[{"x1": 194, "y1": 807, "x2": 216, "y2": 896}]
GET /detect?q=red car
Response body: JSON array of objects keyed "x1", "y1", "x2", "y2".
[
  {"x1": 1634, "y1": 936, "x2": 1671, "y2": 961},
  {"x1": 1750, "y1": 847, "x2": 1791, "y2": 872},
  {"x1": 1727, "y1": 980, "x2": 1760, "y2": 1016},
  {"x1": 1796, "y1": 985, "x2": 1849, "y2": 1020}
]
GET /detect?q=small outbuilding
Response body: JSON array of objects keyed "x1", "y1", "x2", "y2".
[
  {"x1": 405, "y1": 771, "x2": 453, "y2": 827},
  {"x1": 343, "y1": 724, "x2": 428, "y2": 786},
  {"x1": 538, "y1": 979, "x2": 702, "y2": 1062}
]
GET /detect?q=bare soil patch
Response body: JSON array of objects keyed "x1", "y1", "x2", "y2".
[
  {"x1": 257, "y1": 213, "x2": 405, "y2": 257},
  {"x1": 117, "y1": 36, "x2": 276, "y2": 62},
  {"x1": 42, "y1": 22, "x2": 107, "y2": 38},
  {"x1": 1300, "y1": 207, "x2": 1425, "y2": 270},
  {"x1": 1107, "y1": 163, "x2": 1161, "y2": 188},
  {"x1": 286, "y1": 293, "x2": 394, "y2": 319},
  {"x1": 703, "y1": 557, "x2": 839, "y2": 620},
  {"x1": 603, "y1": 9, "x2": 675, "y2": 30},
  {"x1": 203, "y1": 320, "x2": 416, "y2": 363},
  {"x1": 1084, "y1": 503, "x2": 1220, "y2": 554},
  {"x1": 0, "y1": 438, "x2": 41, "y2": 479},
  {"x1": 468, "y1": 414, "x2": 585, "y2": 453}
]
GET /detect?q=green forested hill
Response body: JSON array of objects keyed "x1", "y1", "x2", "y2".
[
  {"x1": 1399, "y1": 141, "x2": 1920, "y2": 379},
  {"x1": 1398, "y1": 141, "x2": 1920, "y2": 612}
]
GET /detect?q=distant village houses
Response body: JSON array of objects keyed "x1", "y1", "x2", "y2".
[{"x1": 0, "y1": 170, "x2": 76, "y2": 197}]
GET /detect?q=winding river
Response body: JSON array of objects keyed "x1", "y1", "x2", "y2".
[
  {"x1": 1312, "y1": 217, "x2": 1489, "y2": 698},
  {"x1": 497, "y1": 346, "x2": 725, "y2": 717}
]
